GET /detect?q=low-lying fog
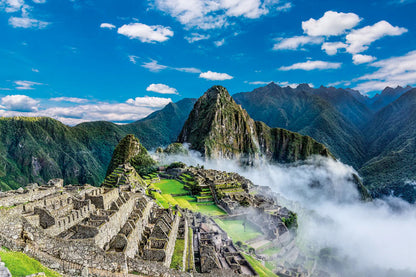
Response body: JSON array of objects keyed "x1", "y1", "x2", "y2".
[{"x1": 157, "y1": 151, "x2": 416, "y2": 276}]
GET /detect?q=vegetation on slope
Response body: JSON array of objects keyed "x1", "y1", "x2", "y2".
[{"x1": 0, "y1": 248, "x2": 61, "y2": 277}]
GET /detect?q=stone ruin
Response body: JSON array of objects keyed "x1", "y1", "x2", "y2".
[
  {"x1": 190, "y1": 213, "x2": 257, "y2": 275},
  {"x1": 0, "y1": 167, "x2": 254, "y2": 276}
]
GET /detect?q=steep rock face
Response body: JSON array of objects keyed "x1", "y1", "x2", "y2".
[
  {"x1": 178, "y1": 86, "x2": 260, "y2": 160},
  {"x1": 178, "y1": 86, "x2": 331, "y2": 163},
  {"x1": 106, "y1": 134, "x2": 155, "y2": 177}
]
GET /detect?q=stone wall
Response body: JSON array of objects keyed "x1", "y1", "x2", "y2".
[
  {"x1": 86, "y1": 188, "x2": 119, "y2": 210},
  {"x1": 95, "y1": 194, "x2": 136, "y2": 249},
  {"x1": 0, "y1": 186, "x2": 57, "y2": 208}
]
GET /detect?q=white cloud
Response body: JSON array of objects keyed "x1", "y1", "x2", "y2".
[
  {"x1": 141, "y1": 59, "x2": 168, "y2": 72},
  {"x1": 125, "y1": 96, "x2": 172, "y2": 107},
  {"x1": 32, "y1": 0, "x2": 46, "y2": 3},
  {"x1": 31, "y1": 68, "x2": 39, "y2": 72},
  {"x1": 199, "y1": 70, "x2": 233, "y2": 80},
  {"x1": 302, "y1": 11, "x2": 361, "y2": 37},
  {"x1": 153, "y1": 0, "x2": 291, "y2": 30},
  {"x1": 100, "y1": 23, "x2": 116, "y2": 29},
  {"x1": 9, "y1": 16, "x2": 49, "y2": 28},
  {"x1": 214, "y1": 38, "x2": 225, "y2": 47},
  {"x1": 50, "y1": 97, "x2": 89, "y2": 103},
  {"x1": 128, "y1": 55, "x2": 139, "y2": 64},
  {"x1": 279, "y1": 60, "x2": 341, "y2": 71},
  {"x1": 352, "y1": 54, "x2": 376, "y2": 65},
  {"x1": 14, "y1": 80, "x2": 42, "y2": 90},
  {"x1": 174, "y1": 67, "x2": 201, "y2": 73},
  {"x1": 146, "y1": 83, "x2": 179, "y2": 95},
  {"x1": 184, "y1": 33, "x2": 210, "y2": 43},
  {"x1": 321, "y1": 42, "x2": 347, "y2": 55},
  {"x1": 1, "y1": 0, "x2": 24, "y2": 13},
  {"x1": 1, "y1": 94, "x2": 39, "y2": 112},
  {"x1": 354, "y1": 50, "x2": 416, "y2": 93},
  {"x1": 273, "y1": 35, "x2": 324, "y2": 50},
  {"x1": 0, "y1": 96, "x2": 173, "y2": 125},
  {"x1": 246, "y1": 81, "x2": 312, "y2": 88},
  {"x1": 117, "y1": 22, "x2": 173, "y2": 43},
  {"x1": 346, "y1": 20, "x2": 407, "y2": 54}
]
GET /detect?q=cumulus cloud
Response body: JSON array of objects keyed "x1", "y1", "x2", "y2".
[
  {"x1": 321, "y1": 41, "x2": 347, "y2": 55},
  {"x1": 199, "y1": 70, "x2": 233, "y2": 80},
  {"x1": 153, "y1": 0, "x2": 291, "y2": 30},
  {"x1": 273, "y1": 35, "x2": 324, "y2": 50},
  {"x1": 1, "y1": 0, "x2": 25, "y2": 13},
  {"x1": 184, "y1": 33, "x2": 210, "y2": 43},
  {"x1": 125, "y1": 96, "x2": 172, "y2": 107},
  {"x1": 117, "y1": 22, "x2": 173, "y2": 43},
  {"x1": 346, "y1": 20, "x2": 407, "y2": 54},
  {"x1": 146, "y1": 83, "x2": 179, "y2": 95},
  {"x1": 1, "y1": 94, "x2": 39, "y2": 112},
  {"x1": 279, "y1": 60, "x2": 341, "y2": 71},
  {"x1": 354, "y1": 50, "x2": 416, "y2": 93},
  {"x1": 50, "y1": 97, "x2": 89, "y2": 103},
  {"x1": 352, "y1": 54, "x2": 376, "y2": 65},
  {"x1": 100, "y1": 22, "x2": 116, "y2": 29},
  {"x1": 302, "y1": 11, "x2": 361, "y2": 37},
  {"x1": 14, "y1": 80, "x2": 42, "y2": 90},
  {"x1": 9, "y1": 16, "x2": 49, "y2": 28},
  {"x1": 0, "y1": 96, "x2": 173, "y2": 125}
]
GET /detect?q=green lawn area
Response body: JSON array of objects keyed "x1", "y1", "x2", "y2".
[
  {"x1": 170, "y1": 239, "x2": 185, "y2": 270},
  {"x1": 215, "y1": 219, "x2": 262, "y2": 242},
  {"x1": 261, "y1": 247, "x2": 281, "y2": 256},
  {"x1": 152, "y1": 179, "x2": 188, "y2": 195},
  {"x1": 0, "y1": 248, "x2": 61, "y2": 277},
  {"x1": 242, "y1": 253, "x2": 277, "y2": 277},
  {"x1": 151, "y1": 193, "x2": 226, "y2": 216}
]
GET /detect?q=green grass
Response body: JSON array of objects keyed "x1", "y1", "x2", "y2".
[
  {"x1": 151, "y1": 179, "x2": 188, "y2": 195},
  {"x1": 215, "y1": 219, "x2": 262, "y2": 242},
  {"x1": 151, "y1": 193, "x2": 226, "y2": 216},
  {"x1": 0, "y1": 249, "x2": 61, "y2": 277},
  {"x1": 261, "y1": 247, "x2": 281, "y2": 256},
  {"x1": 186, "y1": 227, "x2": 193, "y2": 271},
  {"x1": 170, "y1": 239, "x2": 185, "y2": 270},
  {"x1": 242, "y1": 253, "x2": 277, "y2": 277}
]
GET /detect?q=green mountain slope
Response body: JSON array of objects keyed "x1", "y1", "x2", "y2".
[
  {"x1": 359, "y1": 89, "x2": 416, "y2": 201},
  {"x1": 233, "y1": 83, "x2": 366, "y2": 167},
  {"x1": 178, "y1": 85, "x2": 331, "y2": 163},
  {"x1": 0, "y1": 99, "x2": 196, "y2": 190}
]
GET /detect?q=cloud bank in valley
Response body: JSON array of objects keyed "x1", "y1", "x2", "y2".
[{"x1": 158, "y1": 151, "x2": 416, "y2": 275}]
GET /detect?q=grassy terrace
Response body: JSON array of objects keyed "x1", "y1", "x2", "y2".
[
  {"x1": 170, "y1": 239, "x2": 185, "y2": 270},
  {"x1": 0, "y1": 248, "x2": 61, "y2": 277},
  {"x1": 215, "y1": 219, "x2": 263, "y2": 242},
  {"x1": 149, "y1": 179, "x2": 226, "y2": 216},
  {"x1": 242, "y1": 253, "x2": 277, "y2": 277}
]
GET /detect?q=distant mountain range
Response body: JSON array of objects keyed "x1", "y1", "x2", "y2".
[
  {"x1": 234, "y1": 83, "x2": 415, "y2": 202},
  {"x1": 0, "y1": 84, "x2": 415, "y2": 202}
]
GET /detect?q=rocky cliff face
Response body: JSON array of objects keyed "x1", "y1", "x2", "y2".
[
  {"x1": 178, "y1": 86, "x2": 332, "y2": 163},
  {"x1": 106, "y1": 134, "x2": 155, "y2": 177}
]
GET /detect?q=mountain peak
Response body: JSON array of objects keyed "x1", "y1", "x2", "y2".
[{"x1": 296, "y1": 83, "x2": 312, "y2": 91}]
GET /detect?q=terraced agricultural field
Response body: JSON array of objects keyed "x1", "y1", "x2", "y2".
[
  {"x1": 151, "y1": 179, "x2": 188, "y2": 195},
  {"x1": 215, "y1": 218, "x2": 263, "y2": 242}
]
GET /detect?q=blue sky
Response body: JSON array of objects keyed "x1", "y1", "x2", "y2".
[{"x1": 0, "y1": 0, "x2": 415, "y2": 124}]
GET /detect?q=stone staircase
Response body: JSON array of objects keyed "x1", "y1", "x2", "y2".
[{"x1": 0, "y1": 257, "x2": 11, "y2": 277}]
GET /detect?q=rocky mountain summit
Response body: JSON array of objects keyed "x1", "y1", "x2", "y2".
[{"x1": 178, "y1": 85, "x2": 332, "y2": 163}]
